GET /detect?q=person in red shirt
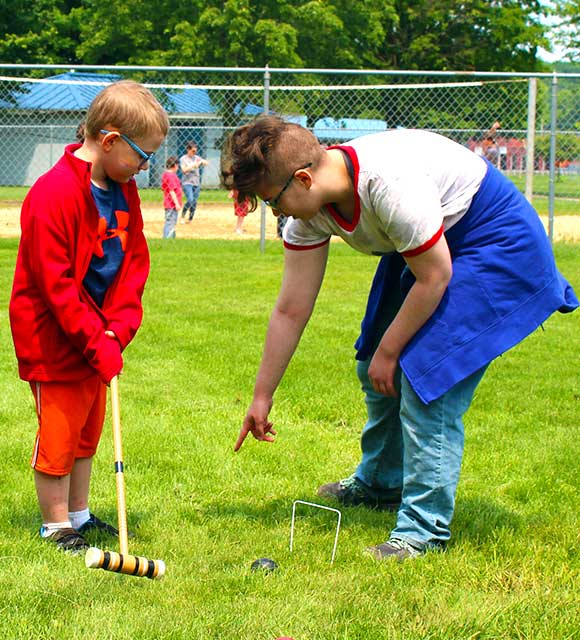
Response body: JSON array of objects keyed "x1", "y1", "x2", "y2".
[
  {"x1": 229, "y1": 189, "x2": 250, "y2": 234},
  {"x1": 9, "y1": 80, "x2": 169, "y2": 555},
  {"x1": 161, "y1": 156, "x2": 183, "y2": 238}
]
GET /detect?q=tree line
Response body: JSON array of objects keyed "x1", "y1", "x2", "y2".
[{"x1": 1, "y1": 0, "x2": 576, "y2": 71}]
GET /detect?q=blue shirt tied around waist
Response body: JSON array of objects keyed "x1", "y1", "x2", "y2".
[
  {"x1": 83, "y1": 180, "x2": 129, "y2": 308},
  {"x1": 355, "y1": 161, "x2": 578, "y2": 405}
]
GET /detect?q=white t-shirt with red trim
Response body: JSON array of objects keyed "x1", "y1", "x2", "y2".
[{"x1": 283, "y1": 129, "x2": 487, "y2": 257}]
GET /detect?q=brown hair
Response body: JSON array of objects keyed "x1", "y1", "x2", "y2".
[
  {"x1": 165, "y1": 156, "x2": 178, "y2": 169},
  {"x1": 75, "y1": 120, "x2": 86, "y2": 143},
  {"x1": 85, "y1": 80, "x2": 169, "y2": 140},
  {"x1": 221, "y1": 115, "x2": 322, "y2": 211}
]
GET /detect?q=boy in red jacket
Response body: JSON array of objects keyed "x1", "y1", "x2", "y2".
[{"x1": 9, "y1": 80, "x2": 169, "y2": 554}]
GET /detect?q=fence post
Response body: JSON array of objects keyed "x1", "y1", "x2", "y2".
[
  {"x1": 524, "y1": 77, "x2": 537, "y2": 204},
  {"x1": 260, "y1": 65, "x2": 271, "y2": 253},
  {"x1": 548, "y1": 72, "x2": 558, "y2": 243},
  {"x1": 49, "y1": 125, "x2": 54, "y2": 169}
]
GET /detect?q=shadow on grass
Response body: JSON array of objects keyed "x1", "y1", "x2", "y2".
[
  {"x1": 453, "y1": 495, "x2": 524, "y2": 545},
  {"x1": 191, "y1": 493, "x2": 528, "y2": 549},
  {"x1": 185, "y1": 494, "x2": 397, "y2": 530},
  {"x1": 7, "y1": 492, "x2": 526, "y2": 554}
]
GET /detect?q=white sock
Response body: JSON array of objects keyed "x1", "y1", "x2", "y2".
[
  {"x1": 68, "y1": 508, "x2": 90, "y2": 530},
  {"x1": 40, "y1": 521, "x2": 72, "y2": 538}
]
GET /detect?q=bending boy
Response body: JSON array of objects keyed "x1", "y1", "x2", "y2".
[
  {"x1": 222, "y1": 115, "x2": 578, "y2": 560},
  {"x1": 10, "y1": 81, "x2": 169, "y2": 554}
]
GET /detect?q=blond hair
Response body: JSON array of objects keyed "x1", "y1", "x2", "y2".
[
  {"x1": 85, "y1": 80, "x2": 169, "y2": 140},
  {"x1": 221, "y1": 115, "x2": 322, "y2": 211}
]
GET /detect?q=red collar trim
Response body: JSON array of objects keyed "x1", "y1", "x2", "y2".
[{"x1": 324, "y1": 145, "x2": 360, "y2": 232}]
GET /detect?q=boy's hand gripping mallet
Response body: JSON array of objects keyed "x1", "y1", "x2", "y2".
[{"x1": 85, "y1": 375, "x2": 166, "y2": 579}]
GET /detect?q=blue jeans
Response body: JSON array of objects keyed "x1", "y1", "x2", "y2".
[
  {"x1": 182, "y1": 184, "x2": 200, "y2": 220},
  {"x1": 355, "y1": 358, "x2": 487, "y2": 550},
  {"x1": 163, "y1": 208, "x2": 178, "y2": 238}
]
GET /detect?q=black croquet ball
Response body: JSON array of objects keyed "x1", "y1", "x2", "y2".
[{"x1": 250, "y1": 557, "x2": 279, "y2": 573}]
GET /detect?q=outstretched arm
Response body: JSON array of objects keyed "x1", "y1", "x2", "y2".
[
  {"x1": 235, "y1": 242, "x2": 329, "y2": 451},
  {"x1": 368, "y1": 234, "x2": 452, "y2": 396}
]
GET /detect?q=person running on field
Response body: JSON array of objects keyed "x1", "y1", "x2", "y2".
[{"x1": 179, "y1": 141, "x2": 209, "y2": 223}]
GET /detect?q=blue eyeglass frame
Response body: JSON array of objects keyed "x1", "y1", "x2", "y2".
[
  {"x1": 100, "y1": 129, "x2": 155, "y2": 168},
  {"x1": 263, "y1": 162, "x2": 313, "y2": 208}
]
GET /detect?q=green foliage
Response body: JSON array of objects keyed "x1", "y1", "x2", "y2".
[
  {"x1": 354, "y1": 0, "x2": 549, "y2": 71},
  {"x1": 0, "y1": 0, "x2": 80, "y2": 64},
  {"x1": 556, "y1": 75, "x2": 580, "y2": 131},
  {"x1": 554, "y1": 0, "x2": 580, "y2": 61},
  {"x1": 0, "y1": 0, "x2": 552, "y2": 71},
  {"x1": 535, "y1": 132, "x2": 580, "y2": 162},
  {"x1": 0, "y1": 238, "x2": 579, "y2": 639}
]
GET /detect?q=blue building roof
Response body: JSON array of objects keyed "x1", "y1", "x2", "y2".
[
  {"x1": 14, "y1": 72, "x2": 121, "y2": 110},
  {"x1": 233, "y1": 102, "x2": 264, "y2": 116},
  {"x1": 284, "y1": 115, "x2": 308, "y2": 127},
  {"x1": 162, "y1": 85, "x2": 215, "y2": 114},
  {"x1": 313, "y1": 117, "x2": 387, "y2": 141},
  {"x1": 8, "y1": 72, "x2": 216, "y2": 114}
]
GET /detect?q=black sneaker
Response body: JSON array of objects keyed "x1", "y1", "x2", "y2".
[
  {"x1": 77, "y1": 513, "x2": 119, "y2": 537},
  {"x1": 365, "y1": 537, "x2": 424, "y2": 562},
  {"x1": 317, "y1": 475, "x2": 401, "y2": 511},
  {"x1": 42, "y1": 527, "x2": 89, "y2": 555}
]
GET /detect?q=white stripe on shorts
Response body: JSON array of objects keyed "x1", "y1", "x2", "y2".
[{"x1": 30, "y1": 382, "x2": 41, "y2": 469}]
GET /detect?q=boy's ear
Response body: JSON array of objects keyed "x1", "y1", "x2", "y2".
[
  {"x1": 294, "y1": 168, "x2": 313, "y2": 189},
  {"x1": 100, "y1": 131, "x2": 118, "y2": 152}
]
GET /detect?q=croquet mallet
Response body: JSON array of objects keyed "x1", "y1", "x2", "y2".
[{"x1": 85, "y1": 375, "x2": 166, "y2": 579}]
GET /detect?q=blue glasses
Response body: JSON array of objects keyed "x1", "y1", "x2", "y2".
[
  {"x1": 263, "y1": 162, "x2": 313, "y2": 209},
  {"x1": 100, "y1": 129, "x2": 155, "y2": 168}
]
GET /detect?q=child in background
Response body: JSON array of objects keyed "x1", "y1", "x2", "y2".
[
  {"x1": 9, "y1": 80, "x2": 169, "y2": 555},
  {"x1": 229, "y1": 189, "x2": 250, "y2": 234},
  {"x1": 179, "y1": 141, "x2": 209, "y2": 223},
  {"x1": 222, "y1": 115, "x2": 578, "y2": 561},
  {"x1": 162, "y1": 156, "x2": 182, "y2": 238}
]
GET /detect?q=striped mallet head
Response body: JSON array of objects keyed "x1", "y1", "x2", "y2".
[{"x1": 85, "y1": 547, "x2": 166, "y2": 580}]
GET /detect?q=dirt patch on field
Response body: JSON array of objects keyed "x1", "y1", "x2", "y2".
[
  {"x1": 0, "y1": 202, "x2": 280, "y2": 241},
  {"x1": 1, "y1": 202, "x2": 580, "y2": 243}
]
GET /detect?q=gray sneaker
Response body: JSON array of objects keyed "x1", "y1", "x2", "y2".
[
  {"x1": 365, "y1": 537, "x2": 424, "y2": 562},
  {"x1": 317, "y1": 475, "x2": 401, "y2": 511}
]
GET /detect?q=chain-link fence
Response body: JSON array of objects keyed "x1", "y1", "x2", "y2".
[{"x1": 0, "y1": 65, "x2": 578, "y2": 232}]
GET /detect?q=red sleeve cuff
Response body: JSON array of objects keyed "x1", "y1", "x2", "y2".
[
  {"x1": 283, "y1": 238, "x2": 330, "y2": 251},
  {"x1": 401, "y1": 225, "x2": 444, "y2": 258}
]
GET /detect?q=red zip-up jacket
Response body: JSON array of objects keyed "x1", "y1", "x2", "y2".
[{"x1": 9, "y1": 144, "x2": 150, "y2": 384}]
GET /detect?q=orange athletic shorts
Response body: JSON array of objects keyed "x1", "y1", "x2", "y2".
[{"x1": 29, "y1": 375, "x2": 107, "y2": 476}]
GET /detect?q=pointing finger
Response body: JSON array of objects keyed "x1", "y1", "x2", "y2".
[{"x1": 234, "y1": 424, "x2": 250, "y2": 452}]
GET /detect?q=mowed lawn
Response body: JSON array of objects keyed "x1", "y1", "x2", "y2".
[
  {"x1": 0, "y1": 238, "x2": 579, "y2": 640},
  {"x1": 1, "y1": 179, "x2": 579, "y2": 215}
]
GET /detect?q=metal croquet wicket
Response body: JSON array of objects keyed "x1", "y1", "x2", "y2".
[{"x1": 290, "y1": 500, "x2": 342, "y2": 564}]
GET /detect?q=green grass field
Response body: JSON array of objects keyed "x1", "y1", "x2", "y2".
[
  {"x1": 0, "y1": 179, "x2": 578, "y2": 215},
  {"x1": 507, "y1": 173, "x2": 580, "y2": 199},
  {"x1": 1, "y1": 238, "x2": 579, "y2": 639},
  {"x1": 0, "y1": 186, "x2": 231, "y2": 206},
  {"x1": 507, "y1": 174, "x2": 580, "y2": 216}
]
